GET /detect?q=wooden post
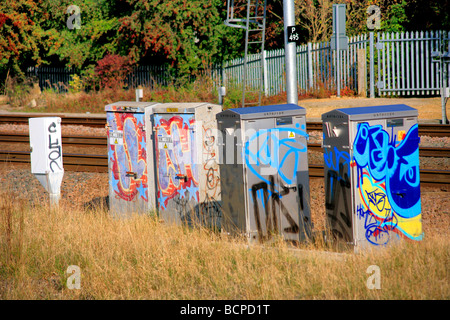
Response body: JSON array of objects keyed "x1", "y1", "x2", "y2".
[{"x1": 358, "y1": 48, "x2": 367, "y2": 97}]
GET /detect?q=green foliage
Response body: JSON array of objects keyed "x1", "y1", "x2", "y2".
[
  {"x1": 68, "y1": 74, "x2": 83, "y2": 93},
  {"x1": 0, "y1": 0, "x2": 43, "y2": 80},
  {"x1": 37, "y1": 0, "x2": 120, "y2": 69},
  {"x1": 0, "y1": 0, "x2": 449, "y2": 84},
  {"x1": 116, "y1": 0, "x2": 244, "y2": 77},
  {"x1": 382, "y1": 0, "x2": 408, "y2": 33}
]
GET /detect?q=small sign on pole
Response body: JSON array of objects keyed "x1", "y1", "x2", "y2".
[
  {"x1": 287, "y1": 26, "x2": 301, "y2": 43},
  {"x1": 29, "y1": 117, "x2": 64, "y2": 207}
]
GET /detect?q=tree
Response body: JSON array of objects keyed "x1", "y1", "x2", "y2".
[
  {"x1": 404, "y1": 0, "x2": 450, "y2": 30},
  {"x1": 295, "y1": 0, "x2": 334, "y2": 42},
  {"x1": 116, "y1": 0, "x2": 244, "y2": 77},
  {"x1": 0, "y1": 0, "x2": 43, "y2": 79},
  {"x1": 36, "y1": 0, "x2": 123, "y2": 70},
  {"x1": 95, "y1": 54, "x2": 133, "y2": 89}
]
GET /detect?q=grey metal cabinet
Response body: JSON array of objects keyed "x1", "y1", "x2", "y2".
[
  {"x1": 146, "y1": 103, "x2": 222, "y2": 227},
  {"x1": 105, "y1": 101, "x2": 160, "y2": 217},
  {"x1": 217, "y1": 104, "x2": 312, "y2": 243},
  {"x1": 322, "y1": 104, "x2": 423, "y2": 250},
  {"x1": 105, "y1": 101, "x2": 222, "y2": 229}
]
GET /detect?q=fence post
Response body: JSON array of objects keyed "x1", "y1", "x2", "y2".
[
  {"x1": 358, "y1": 48, "x2": 367, "y2": 97},
  {"x1": 307, "y1": 42, "x2": 313, "y2": 90},
  {"x1": 369, "y1": 32, "x2": 375, "y2": 98},
  {"x1": 263, "y1": 50, "x2": 268, "y2": 96}
]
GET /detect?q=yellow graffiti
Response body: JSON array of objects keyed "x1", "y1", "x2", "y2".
[{"x1": 359, "y1": 171, "x2": 422, "y2": 240}]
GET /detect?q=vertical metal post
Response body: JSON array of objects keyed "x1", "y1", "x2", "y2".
[
  {"x1": 307, "y1": 42, "x2": 313, "y2": 89},
  {"x1": 263, "y1": 50, "x2": 268, "y2": 96},
  {"x1": 135, "y1": 86, "x2": 143, "y2": 102},
  {"x1": 335, "y1": 10, "x2": 341, "y2": 97},
  {"x1": 369, "y1": 32, "x2": 375, "y2": 98},
  {"x1": 283, "y1": 0, "x2": 298, "y2": 104},
  {"x1": 441, "y1": 58, "x2": 448, "y2": 124}
]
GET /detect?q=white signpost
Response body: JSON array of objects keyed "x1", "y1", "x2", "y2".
[{"x1": 29, "y1": 117, "x2": 64, "y2": 207}]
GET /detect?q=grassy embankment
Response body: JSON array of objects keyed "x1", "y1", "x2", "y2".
[
  {"x1": 3, "y1": 74, "x2": 340, "y2": 113},
  {"x1": 0, "y1": 188, "x2": 448, "y2": 300}
]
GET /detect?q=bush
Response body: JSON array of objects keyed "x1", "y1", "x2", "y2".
[
  {"x1": 94, "y1": 54, "x2": 134, "y2": 90},
  {"x1": 68, "y1": 74, "x2": 84, "y2": 93}
]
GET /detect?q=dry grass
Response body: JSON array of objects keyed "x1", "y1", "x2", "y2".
[
  {"x1": 0, "y1": 187, "x2": 448, "y2": 300},
  {"x1": 5, "y1": 73, "x2": 345, "y2": 114}
]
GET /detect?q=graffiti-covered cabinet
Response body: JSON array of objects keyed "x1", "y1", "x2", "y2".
[
  {"x1": 105, "y1": 101, "x2": 160, "y2": 217},
  {"x1": 147, "y1": 103, "x2": 222, "y2": 227},
  {"x1": 217, "y1": 104, "x2": 312, "y2": 243},
  {"x1": 322, "y1": 104, "x2": 423, "y2": 250}
]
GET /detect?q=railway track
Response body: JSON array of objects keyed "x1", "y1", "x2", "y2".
[
  {"x1": 1, "y1": 133, "x2": 449, "y2": 158},
  {"x1": 1, "y1": 148, "x2": 449, "y2": 185},
  {"x1": 0, "y1": 150, "x2": 108, "y2": 172},
  {"x1": 0, "y1": 113, "x2": 449, "y2": 185},
  {"x1": 0, "y1": 113, "x2": 106, "y2": 128},
  {"x1": 1, "y1": 113, "x2": 449, "y2": 136}
]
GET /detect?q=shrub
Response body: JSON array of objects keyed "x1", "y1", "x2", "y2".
[
  {"x1": 94, "y1": 54, "x2": 134, "y2": 90},
  {"x1": 68, "y1": 74, "x2": 84, "y2": 93}
]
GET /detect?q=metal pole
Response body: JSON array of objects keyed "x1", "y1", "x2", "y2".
[
  {"x1": 136, "y1": 86, "x2": 143, "y2": 102},
  {"x1": 442, "y1": 59, "x2": 448, "y2": 124},
  {"x1": 283, "y1": 0, "x2": 298, "y2": 104},
  {"x1": 263, "y1": 50, "x2": 268, "y2": 96},
  {"x1": 440, "y1": 33, "x2": 449, "y2": 124},
  {"x1": 307, "y1": 42, "x2": 313, "y2": 89},
  {"x1": 369, "y1": 32, "x2": 375, "y2": 98},
  {"x1": 335, "y1": 8, "x2": 341, "y2": 97}
]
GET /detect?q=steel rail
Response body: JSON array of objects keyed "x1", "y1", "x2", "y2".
[
  {"x1": 1, "y1": 114, "x2": 449, "y2": 136},
  {"x1": 0, "y1": 113, "x2": 106, "y2": 128},
  {"x1": 4, "y1": 133, "x2": 450, "y2": 158},
  {"x1": 1, "y1": 150, "x2": 449, "y2": 185},
  {"x1": 1, "y1": 133, "x2": 450, "y2": 158},
  {"x1": 0, "y1": 150, "x2": 108, "y2": 172},
  {"x1": 0, "y1": 132, "x2": 106, "y2": 146}
]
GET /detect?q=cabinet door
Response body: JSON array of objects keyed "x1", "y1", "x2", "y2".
[
  {"x1": 243, "y1": 117, "x2": 310, "y2": 242},
  {"x1": 275, "y1": 116, "x2": 311, "y2": 242},
  {"x1": 323, "y1": 119, "x2": 353, "y2": 243},
  {"x1": 243, "y1": 118, "x2": 279, "y2": 242},
  {"x1": 107, "y1": 111, "x2": 147, "y2": 216},
  {"x1": 351, "y1": 118, "x2": 422, "y2": 248},
  {"x1": 154, "y1": 113, "x2": 199, "y2": 223}
]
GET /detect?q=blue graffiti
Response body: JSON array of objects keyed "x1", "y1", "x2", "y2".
[
  {"x1": 324, "y1": 147, "x2": 351, "y2": 172},
  {"x1": 353, "y1": 123, "x2": 421, "y2": 219},
  {"x1": 357, "y1": 204, "x2": 398, "y2": 246},
  {"x1": 324, "y1": 146, "x2": 351, "y2": 176},
  {"x1": 244, "y1": 126, "x2": 308, "y2": 187}
]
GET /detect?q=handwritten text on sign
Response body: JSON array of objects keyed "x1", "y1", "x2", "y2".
[{"x1": 48, "y1": 121, "x2": 63, "y2": 172}]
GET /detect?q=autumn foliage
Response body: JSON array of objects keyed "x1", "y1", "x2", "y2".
[
  {"x1": 94, "y1": 54, "x2": 133, "y2": 89},
  {"x1": 0, "y1": 0, "x2": 449, "y2": 84}
]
